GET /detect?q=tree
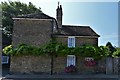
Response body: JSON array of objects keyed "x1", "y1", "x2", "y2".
[
  {"x1": 112, "y1": 48, "x2": 120, "y2": 57},
  {"x1": 2, "y1": 1, "x2": 42, "y2": 38},
  {"x1": 106, "y1": 42, "x2": 116, "y2": 57}
]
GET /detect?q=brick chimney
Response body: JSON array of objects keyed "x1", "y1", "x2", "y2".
[{"x1": 56, "y1": 2, "x2": 63, "y2": 29}]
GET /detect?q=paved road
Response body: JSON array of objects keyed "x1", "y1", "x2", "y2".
[
  {"x1": 2, "y1": 74, "x2": 120, "y2": 80},
  {"x1": 2, "y1": 78, "x2": 119, "y2": 80}
]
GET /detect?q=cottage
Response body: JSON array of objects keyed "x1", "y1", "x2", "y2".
[
  {"x1": 11, "y1": 4, "x2": 101, "y2": 74},
  {"x1": 12, "y1": 4, "x2": 99, "y2": 47}
]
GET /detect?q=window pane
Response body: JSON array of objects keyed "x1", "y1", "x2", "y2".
[
  {"x1": 2, "y1": 56, "x2": 9, "y2": 64},
  {"x1": 68, "y1": 37, "x2": 75, "y2": 47},
  {"x1": 67, "y1": 55, "x2": 76, "y2": 66}
]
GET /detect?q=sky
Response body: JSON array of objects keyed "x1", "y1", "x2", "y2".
[{"x1": 1, "y1": 0, "x2": 119, "y2": 47}]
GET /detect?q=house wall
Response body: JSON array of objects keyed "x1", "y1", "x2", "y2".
[
  {"x1": 10, "y1": 55, "x2": 67, "y2": 74},
  {"x1": 76, "y1": 56, "x2": 106, "y2": 74},
  {"x1": 10, "y1": 55, "x2": 119, "y2": 74},
  {"x1": 76, "y1": 37, "x2": 98, "y2": 46},
  {"x1": 56, "y1": 37, "x2": 98, "y2": 47},
  {"x1": 10, "y1": 55, "x2": 51, "y2": 74},
  {"x1": 53, "y1": 56, "x2": 106, "y2": 74},
  {"x1": 53, "y1": 56, "x2": 66, "y2": 74},
  {"x1": 12, "y1": 19, "x2": 53, "y2": 47}
]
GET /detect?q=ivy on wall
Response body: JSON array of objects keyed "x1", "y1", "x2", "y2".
[{"x1": 3, "y1": 42, "x2": 112, "y2": 60}]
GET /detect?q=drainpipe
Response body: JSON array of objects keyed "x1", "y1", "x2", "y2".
[{"x1": 50, "y1": 54, "x2": 53, "y2": 75}]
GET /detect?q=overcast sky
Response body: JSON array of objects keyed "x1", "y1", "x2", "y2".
[{"x1": 1, "y1": 0, "x2": 119, "y2": 47}]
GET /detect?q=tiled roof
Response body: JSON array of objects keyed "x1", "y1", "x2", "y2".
[
  {"x1": 53, "y1": 25, "x2": 100, "y2": 37},
  {"x1": 16, "y1": 12, "x2": 54, "y2": 19}
]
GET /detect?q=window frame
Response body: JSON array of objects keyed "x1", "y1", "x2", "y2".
[
  {"x1": 68, "y1": 36, "x2": 75, "y2": 48},
  {"x1": 2, "y1": 56, "x2": 9, "y2": 64},
  {"x1": 67, "y1": 55, "x2": 76, "y2": 67}
]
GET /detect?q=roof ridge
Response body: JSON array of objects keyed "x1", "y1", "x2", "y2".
[
  {"x1": 17, "y1": 12, "x2": 43, "y2": 17},
  {"x1": 62, "y1": 25, "x2": 90, "y2": 27},
  {"x1": 15, "y1": 12, "x2": 54, "y2": 19}
]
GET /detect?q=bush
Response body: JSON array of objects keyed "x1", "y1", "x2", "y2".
[
  {"x1": 112, "y1": 48, "x2": 120, "y2": 57},
  {"x1": 3, "y1": 45, "x2": 13, "y2": 55}
]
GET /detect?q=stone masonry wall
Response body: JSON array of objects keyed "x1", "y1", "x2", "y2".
[
  {"x1": 53, "y1": 56, "x2": 106, "y2": 74},
  {"x1": 56, "y1": 37, "x2": 98, "y2": 47},
  {"x1": 76, "y1": 37, "x2": 98, "y2": 46},
  {"x1": 76, "y1": 57, "x2": 106, "y2": 74},
  {"x1": 53, "y1": 56, "x2": 66, "y2": 74},
  {"x1": 10, "y1": 55, "x2": 117, "y2": 74},
  {"x1": 12, "y1": 19, "x2": 53, "y2": 47},
  {"x1": 10, "y1": 55, "x2": 51, "y2": 74}
]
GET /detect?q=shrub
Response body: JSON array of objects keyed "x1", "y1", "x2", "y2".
[
  {"x1": 112, "y1": 48, "x2": 120, "y2": 57},
  {"x1": 3, "y1": 45, "x2": 13, "y2": 55}
]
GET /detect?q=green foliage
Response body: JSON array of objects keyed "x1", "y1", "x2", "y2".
[
  {"x1": 73, "y1": 45, "x2": 110, "y2": 60},
  {"x1": 3, "y1": 45, "x2": 13, "y2": 55},
  {"x1": 42, "y1": 42, "x2": 57, "y2": 55},
  {"x1": 112, "y1": 48, "x2": 120, "y2": 57},
  {"x1": 80, "y1": 45, "x2": 96, "y2": 57},
  {"x1": 93, "y1": 46, "x2": 110, "y2": 60},
  {"x1": 2, "y1": 1, "x2": 42, "y2": 37},
  {"x1": 3, "y1": 44, "x2": 44, "y2": 56},
  {"x1": 3, "y1": 42, "x2": 112, "y2": 60}
]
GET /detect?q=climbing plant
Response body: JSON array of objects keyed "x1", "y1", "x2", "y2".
[{"x1": 3, "y1": 42, "x2": 111, "y2": 60}]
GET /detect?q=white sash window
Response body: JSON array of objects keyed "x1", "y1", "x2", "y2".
[
  {"x1": 68, "y1": 36, "x2": 75, "y2": 48},
  {"x1": 67, "y1": 55, "x2": 76, "y2": 66}
]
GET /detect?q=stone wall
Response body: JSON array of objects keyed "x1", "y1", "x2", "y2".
[
  {"x1": 118, "y1": 58, "x2": 120, "y2": 74},
  {"x1": 113, "y1": 58, "x2": 119, "y2": 74},
  {"x1": 53, "y1": 56, "x2": 66, "y2": 74},
  {"x1": 53, "y1": 56, "x2": 106, "y2": 74},
  {"x1": 76, "y1": 56, "x2": 106, "y2": 74},
  {"x1": 76, "y1": 37, "x2": 98, "y2": 46},
  {"x1": 12, "y1": 19, "x2": 53, "y2": 47},
  {"x1": 10, "y1": 55, "x2": 119, "y2": 75},
  {"x1": 56, "y1": 37, "x2": 98, "y2": 46},
  {"x1": 10, "y1": 55, "x2": 51, "y2": 74},
  {"x1": 11, "y1": 55, "x2": 104, "y2": 74}
]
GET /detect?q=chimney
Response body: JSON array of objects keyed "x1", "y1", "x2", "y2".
[{"x1": 56, "y1": 2, "x2": 63, "y2": 29}]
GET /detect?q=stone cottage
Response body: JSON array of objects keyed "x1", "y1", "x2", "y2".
[
  {"x1": 12, "y1": 4, "x2": 100, "y2": 47},
  {"x1": 11, "y1": 4, "x2": 101, "y2": 74}
]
